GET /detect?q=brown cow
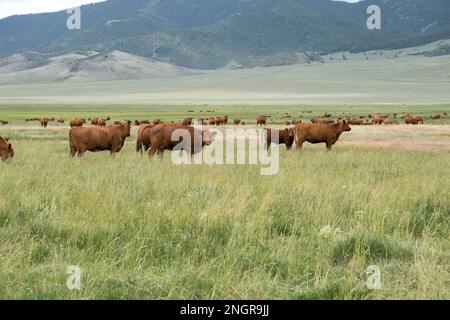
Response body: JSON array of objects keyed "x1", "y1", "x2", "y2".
[
  {"x1": 404, "y1": 115, "x2": 423, "y2": 125},
  {"x1": 222, "y1": 115, "x2": 229, "y2": 125},
  {"x1": 136, "y1": 124, "x2": 154, "y2": 155},
  {"x1": 153, "y1": 119, "x2": 163, "y2": 125},
  {"x1": 147, "y1": 123, "x2": 215, "y2": 160},
  {"x1": 294, "y1": 121, "x2": 351, "y2": 151},
  {"x1": 40, "y1": 118, "x2": 49, "y2": 128},
  {"x1": 69, "y1": 121, "x2": 131, "y2": 157},
  {"x1": 69, "y1": 118, "x2": 86, "y2": 128},
  {"x1": 181, "y1": 117, "x2": 193, "y2": 126},
  {"x1": 265, "y1": 128, "x2": 295, "y2": 150},
  {"x1": 57, "y1": 119, "x2": 65, "y2": 123},
  {"x1": 0, "y1": 136, "x2": 14, "y2": 161},
  {"x1": 91, "y1": 118, "x2": 99, "y2": 126},
  {"x1": 0, "y1": 120, "x2": 9, "y2": 125},
  {"x1": 197, "y1": 118, "x2": 206, "y2": 125},
  {"x1": 373, "y1": 115, "x2": 384, "y2": 125},
  {"x1": 98, "y1": 119, "x2": 107, "y2": 127},
  {"x1": 256, "y1": 115, "x2": 270, "y2": 126},
  {"x1": 430, "y1": 114, "x2": 441, "y2": 120},
  {"x1": 291, "y1": 119, "x2": 302, "y2": 125}
]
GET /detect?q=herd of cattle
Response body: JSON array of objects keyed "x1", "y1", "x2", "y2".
[{"x1": 0, "y1": 111, "x2": 449, "y2": 161}]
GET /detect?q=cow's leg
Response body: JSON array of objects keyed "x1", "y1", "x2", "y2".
[
  {"x1": 157, "y1": 148, "x2": 164, "y2": 160},
  {"x1": 70, "y1": 146, "x2": 77, "y2": 157},
  {"x1": 326, "y1": 142, "x2": 332, "y2": 151},
  {"x1": 148, "y1": 146, "x2": 158, "y2": 160}
]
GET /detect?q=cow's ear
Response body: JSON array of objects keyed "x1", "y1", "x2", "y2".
[{"x1": 4, "y1": 138, "x2": 9, "y2": 142}]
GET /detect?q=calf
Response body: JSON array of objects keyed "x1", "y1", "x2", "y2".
[{"x1": 265, "y1": 128, "x2": 295, "y2": 150}]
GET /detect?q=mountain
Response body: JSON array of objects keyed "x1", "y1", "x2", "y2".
[
  {"x1": 0, "y1": 50, "x2": 200, "y2": 84},
  {"x1": 0, "y1": 0, "x2": 449, "y2": 69}
]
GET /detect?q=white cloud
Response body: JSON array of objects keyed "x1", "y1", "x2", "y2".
[{"x1": 0, "y1": 0, "x2": 106, "y2": 19}]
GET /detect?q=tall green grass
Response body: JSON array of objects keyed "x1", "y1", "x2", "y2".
[{"x1": 0, "y1": 137, "x2": 448, "y2": 299}]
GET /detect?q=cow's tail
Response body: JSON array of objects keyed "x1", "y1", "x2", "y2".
[
  {"x1": 69, "y1": 128, "x2": 77, "y2": 157},
  {"x1": 136, "y1": 130, "x2": 143, "y2": 155}
]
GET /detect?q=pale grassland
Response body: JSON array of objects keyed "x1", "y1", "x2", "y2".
[
  {"x1": 0, "y1": 121, "x2": 449, "y2": 299},
  {"x1": 0, "y1": 54, "x2": 449, "y2": 105}
]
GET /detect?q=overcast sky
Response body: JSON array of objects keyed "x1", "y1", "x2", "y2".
[{"x1": 0, "y1": 0, "x2": 106, "y2": 19}]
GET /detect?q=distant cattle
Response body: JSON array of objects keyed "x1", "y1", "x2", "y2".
[
  {"x1": 291, "y1": 119, "x2": 302, "y2": 125},
  {"x1": 91, "y1": 118, "x2": 99, "y2": 126},
  {"x1": 373, "y1": 115, "x2": 384, "y2": 125},
  {"x1": 384, "y1": 119, "x2": 399, "y2": 125},
  {"x1": 311, "y1": 118, "x2": 334, "y2": 124},
  {"x1": 40, "y1": 118, "x2": 49, "y2": 128},
  {"x1": 0, "y1": 136, "x2": 14, "y2": 161},
  {"x1": 57, "y1": 119, "x2": 65, "y2": 123},
  {"x1": 69, "y1": 121, "x2": 131, "y2": 157},
  {"x1": 265, "y1": 128, "x2": 295, "y2": 150},
  {"x1": 294, "y1": 121, "x2": 351, "y2": 151},
  {"x1": 146, "y1": 123, "x2": 215, "y2": 160},
  {"x1": 347, "y1": 118, "x2": 364, "y2": 125},
  {"x1": 135, "y1": 124, "x2": 154, "y2": 155},
  {"x1": 181, "y1": 117, "x2": 193, "y2": 126},
  {"x1": 153, "y1": 119, "x2": 163, "y2": 125},
  {"x1": 256, "y1": 115, "x2": 270, "y2": 126},
  {"x1": 97, "y1": 119, "x2": 107, "y2": 127},
  {"x1": 404, "y1": 115, "x2": 424, "y2": 125},
  {"x1": 0, "y1": 120, "x2": 9, "y2": 125},
  {"x1": 234, "y1": 119, "x2": 241, "y2": 125},
  {"x1": 430, "y1": 114, "x2": 441, "y2": 120},
  {"x1": 221, "y1": 115, "x2": 229, "y2": 125},
  {"x1": 69, "y1": 118, "x2": 86, "y2": 128}
]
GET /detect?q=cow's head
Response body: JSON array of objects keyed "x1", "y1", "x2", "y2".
[
  {"x1": 340, "y1": 120, "x2": 351, "y2": 132},
  {"x1": 285, "y1": 128, "x2": 295, "y2": 149},
  {"x1": 202, "y1": 129, "x2": 216, "y2": 146}
]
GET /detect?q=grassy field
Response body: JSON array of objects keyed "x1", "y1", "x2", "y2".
[
  {"x1": 1, "y1": 103, "x2": 450, "y2": 125},
  {"x1": 0, "y1": 104, "x2": 449, "y2": 300},
  {"x1": 0, "y1": 53, "x2": 449, "y2": 105}
]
